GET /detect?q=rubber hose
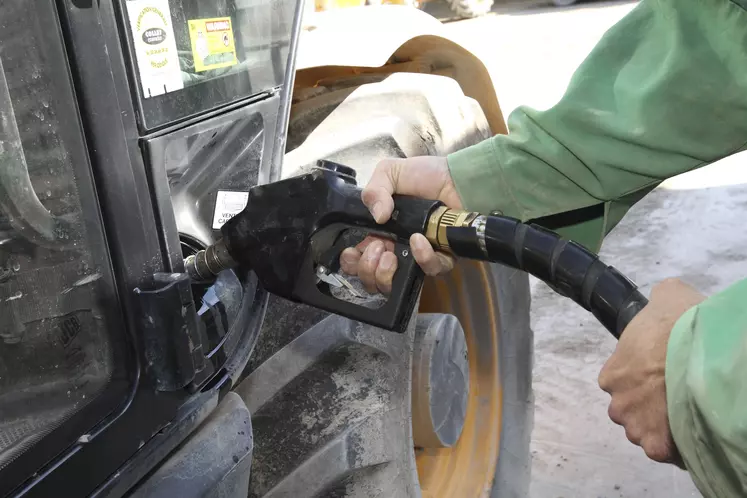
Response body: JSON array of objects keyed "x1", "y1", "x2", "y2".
[{"x1": 446, "y1": 216, "x2": 648, "y2": 338}]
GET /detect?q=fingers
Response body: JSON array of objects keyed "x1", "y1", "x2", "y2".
[
  {"x1": 354, "y1": 240, "x2": 398, "y2": 295},
  {"x1": 605, "y1": 396, "x2": 627, "y2": 426},
  {"x1": 361, "y1": 156, "x2": 458, "y2": 224},
  {"x1": 356, "y1": 236, "x2": 395, "y2": 254},
  {"x1": 624, "y1": 426, "x2": 642, "y2": 446},
  {"x1": 411, "y1": 234, "x2": 454, "y2": 276},
  {"x1": 357, "y1": 239, "x2": 386, "y2": 294},
  {"x1": 362, "y1": 159, "x2": 401, "y2": 223},
  {"x1": 340, "y1": 236, "x2": 395, "y2": 276},
  {"x1": 338, "y1": 233, "x2": 454, "y2": 296},
  {"x1": 339, "y1": 156, "x2": 462, "y2": 296},
  {"x1": 641, "y1": 436, "x2": 676, "y2": 463},
  {"x1": 339, "y1": 234, "x2": 453, "y2": 296},
  {"x1": 339, "y1": 248, "x2": 361, "y2": 275},
  {"x1": 598, "y1": 353, "x2": 626, "y2": 393},
  {"x1": 374, "y1": 252, "x2": 398, "y2": 295},
  {"x1": 344, "y1": 156, "x2": 460, "y2": 295},
  {"x1": 598, "y1": 366, "x2": 612, "y2": 394}
]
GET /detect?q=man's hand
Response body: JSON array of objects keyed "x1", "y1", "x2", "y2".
[
  {"x1": 339, "y1": 157, "x2": 462, "y2": 295},
  {"x1": 599, "y1": 278, "x2": 705, "y2": 465}
]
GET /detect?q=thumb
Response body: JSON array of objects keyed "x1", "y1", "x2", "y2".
[{"x1": 361, "y1": 159, "x2": 403, "y2": 223}]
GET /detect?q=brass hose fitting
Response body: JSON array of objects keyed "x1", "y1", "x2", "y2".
[{"x1": 424, "y1": 206, "x2": 480, "y2": 252}]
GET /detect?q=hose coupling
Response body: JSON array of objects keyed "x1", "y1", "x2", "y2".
[
  {"x1": 183, "y1": 238, "x2": 238, "y2": 282},
  {"x1": 425, "y1": 206, "x2": 480, "y2": 252}
]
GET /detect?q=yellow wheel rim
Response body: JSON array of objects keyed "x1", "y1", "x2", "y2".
[{"x1": 415, "y1": 260, "x2": 503, "y2": 497}]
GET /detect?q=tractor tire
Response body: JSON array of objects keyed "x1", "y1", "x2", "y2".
[
  {"x1": 447, "y1": 0, "x2": 493, "y2": 19},
  {"x1": 236, "y1": 72, "x2": 533, "y2": 498}
]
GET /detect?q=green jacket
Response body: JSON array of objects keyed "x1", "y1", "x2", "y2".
[{"x1": 447, "y1": 0, "x2": 747, "y2": 495}]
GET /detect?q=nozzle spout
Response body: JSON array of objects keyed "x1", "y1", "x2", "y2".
[{"x1": 184, "y1": 238, "x2": 238, "y2": 281}]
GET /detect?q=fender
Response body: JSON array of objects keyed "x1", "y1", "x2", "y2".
[{"x1": 294, "y1": 5, "x2": 506, "y2": 134}]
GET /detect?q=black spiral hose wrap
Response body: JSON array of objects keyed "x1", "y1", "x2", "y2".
[{"x1": 446, "y1": 215, "x2": 648, "y2": 338}]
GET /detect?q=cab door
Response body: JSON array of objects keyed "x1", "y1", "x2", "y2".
[
  {"x1": 0, "y1": 0, "x2": 297, "y2": 495},
  {"x1": 0, "y1": 1, "x2": 132, "y2": 494}
]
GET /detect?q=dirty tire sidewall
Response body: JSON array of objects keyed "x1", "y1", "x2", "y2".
[
  {"x1": 490, "y1": 265, "x2": 533, "y2": 498},
  {"x1": 249, "y1": 72, "x2": 533, "y2": 497}
]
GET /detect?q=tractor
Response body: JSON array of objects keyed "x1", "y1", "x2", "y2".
[{"x1": 0, "y1": 1, "x2": 532, "y2": 496}]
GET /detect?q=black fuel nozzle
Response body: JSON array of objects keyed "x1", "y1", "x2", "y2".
[{"x1": 184, "y1": 160, "x2": 443, "y2": 332}]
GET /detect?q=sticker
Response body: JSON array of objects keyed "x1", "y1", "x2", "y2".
[
  {"x1": 188, "y1": 17, "x2": 238, "y2": 72},
  {"x1": 212, "y1": 191, "x2": 249, "y2": 229},
  {"x1": 126, "y1": 0, "x2": 184, "y2": 98}
]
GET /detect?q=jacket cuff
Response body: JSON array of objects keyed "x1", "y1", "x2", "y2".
[
  {"x1": 665, "y1": 281, "x2": 747, "y2": 498},
  {"x1": 446, "y1": 139, "x2": 523, "y2": 219},
  {"x1": 665, "y1": 305, "x2": 698, "y2": 474}
]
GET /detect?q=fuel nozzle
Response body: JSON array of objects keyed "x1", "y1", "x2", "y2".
[
  {"x1": 183, "y1": 238, "x2": 237, "y2": 282},
  {"x1": 179, "y1": 160, "x2": 445, "y2": 333},
  {"x1": 185, "y1": 206, "x2": 483, "y2": 281},
  {"x1": 180, "y1": 160, "x2": 648, "y2": 339}
]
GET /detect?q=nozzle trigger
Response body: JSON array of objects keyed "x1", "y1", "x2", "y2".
[{"x1": 293, "y1": 224, "x2": 424, "y2": 333}]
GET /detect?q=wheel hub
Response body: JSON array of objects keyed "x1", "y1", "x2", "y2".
[{"x1": 411, "y1": 313, "x2": 469, "y2": 448}]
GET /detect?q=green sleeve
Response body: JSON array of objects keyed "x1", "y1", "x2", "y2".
[
  {"x1": 447, "y1": 0, "x2": 747, "y2": 252},
  {"x1": 666, "y1": 279, "x2": 747, "y2": 497}
]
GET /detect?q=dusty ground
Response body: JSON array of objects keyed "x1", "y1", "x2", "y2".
[
  {"x1": 526, "y1": 153, "x2": 747, "y2": 498},
  {"x1": 436, "y1": 1, "x2": 747, "y2": 496}
]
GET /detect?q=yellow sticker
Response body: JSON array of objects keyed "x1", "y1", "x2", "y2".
[{"x1": 188, "y1": 17, "x2": 237, "y2": 72}]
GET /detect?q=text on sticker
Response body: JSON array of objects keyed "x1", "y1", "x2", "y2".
[{"x1": 206, "y1": 20, "x2": 230, "y2": 32}]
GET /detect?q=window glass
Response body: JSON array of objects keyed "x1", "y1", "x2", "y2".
[
  {"x1": 124, "y1": 0, "x2": 295, "y2": 129},
  {"x1": 0, "y1": 0, "x2": 121, "y2": 470}
]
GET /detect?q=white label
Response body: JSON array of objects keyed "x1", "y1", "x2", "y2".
[
  {"x1": 212, "y1": 191, "x2": 249, "y2": 229},
  {"x1": 126, "y1": 0, "x2": 184, "y2": 98}
]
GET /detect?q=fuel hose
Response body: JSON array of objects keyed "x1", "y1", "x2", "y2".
[
  {"x1": 185, "y1": 188, "x2": 648, "y2": 338},
  {"x1": 426, "y1": 207, "x2": 648, "y2": 338}
]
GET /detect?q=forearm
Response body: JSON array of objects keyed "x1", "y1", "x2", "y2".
[
  {"x1": 666, "y1": 279, "x2": 747, "y2": 497},
  {"x1": 449, "y1": 0, "x2": 747, "y2": 252}
]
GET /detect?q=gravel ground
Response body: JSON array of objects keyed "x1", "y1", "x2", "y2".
[{"x1": 437, "y1": 1, "x2": 747, "y2": 496}]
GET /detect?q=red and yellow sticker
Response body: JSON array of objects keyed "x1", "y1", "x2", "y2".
[{"x1": 188, "y1": 17, "x2": 238, "y2": 72}]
